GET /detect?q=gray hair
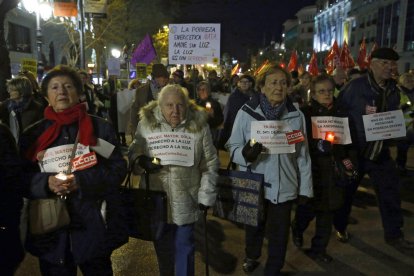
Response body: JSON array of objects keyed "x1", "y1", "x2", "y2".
[{"x1": 158, "y1": 84, "x2": 190, "y2": 107}]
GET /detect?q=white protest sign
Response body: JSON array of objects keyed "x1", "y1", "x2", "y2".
[
  {"x1": 251, "y1": 121, "x2": 295, "y2": 154},
  {"x1": 363, "y1": 110, "x2": 406, "y2": 141},
  {"x1": 107, "y1": 57, "x2": 121, "y2": 76},
  {"x1": 311, "y1": 116, "x2": 352, "y2": 144},
  {"x1": 168, "y1": 23, "x2": 220, "y2": 65},
  {"x1": 146, "y1": 132, "x2": 195, "y2": 166},
  {"x1": 39, "y1": 144, "x2": 90, "y2": 173}
]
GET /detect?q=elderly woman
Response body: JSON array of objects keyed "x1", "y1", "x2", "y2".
[
  {"x1": 0, "y1": 76, "x2": 43, "y2": 142},
  {"x1": 19, "y1": 65, "x2": 128, "y2": 275},
  {"x1": 226, "y1": 64, "x2": 313, "y2": 275},
  {"x1": 291, "y1": 75, "x2": 357, "y2": 263},
  {"x1": 128, "y1": 84, "x2": 219, "y2": 276},
  {"x1": 195, "y1": 81, "x2": 224, "y2": 146}
]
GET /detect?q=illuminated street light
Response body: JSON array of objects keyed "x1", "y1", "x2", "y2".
[{"x1": 111, "y1": 49, "x2": 121, "y2": 59}]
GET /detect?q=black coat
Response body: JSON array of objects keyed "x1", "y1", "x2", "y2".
[
  {"x1": 302, "y1": 100, "x2": 344, "y2": 211},
  {"x1": 0, "y1": 123, "x2": 25, "y2": 269},
  {"x1": 20, "y1": 115, "x2": 128, "y2": 264}
]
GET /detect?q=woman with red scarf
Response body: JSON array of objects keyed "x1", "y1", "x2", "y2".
[{"x1": 20, "y1": 65, "x2": 128, "y2": 276}]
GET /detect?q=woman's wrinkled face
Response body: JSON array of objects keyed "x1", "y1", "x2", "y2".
[
  {"x1": 160, "y1": 91, "x2": 186, "y2": 128},
  {"x1": 312, "y1": 80, "x2": 334, "y2": 106},
  {"x1": 8, "y1": 86, "x2": 21, "y2": 101},
  {"x1": 238, "y1": 78, "x2": 252, "y2": 93},
  {"x1": 261, "y1": 71, "x2": 288, "y2": 106},
  {"x1": 47, "y1": 76, "x2": 79, "y2": 112}
]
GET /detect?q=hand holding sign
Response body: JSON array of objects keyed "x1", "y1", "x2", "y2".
[{"x1": 242, "y1": 139, "x2": 263, "y2": 162}]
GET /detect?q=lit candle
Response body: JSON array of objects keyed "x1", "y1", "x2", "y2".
[
  {"x1": 250, "y1": 138, "x2": 256, "y2": 147},
  {"x1": 205, "y1": 102, "x2": 212, "y2": 110},
  {"x1": 325, "y1": 132, "x2": 335, "y2": 143},
  {"x1": 55, "y1": 172, "x2": 67, "y2": 180},
  {"x1": 152, "y1": 157, "x2": 160, "y2": 165}
]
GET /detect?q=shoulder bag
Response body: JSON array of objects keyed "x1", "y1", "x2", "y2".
[{"x1": 121, "y1": 156, "x2": 167, "y2": 241}]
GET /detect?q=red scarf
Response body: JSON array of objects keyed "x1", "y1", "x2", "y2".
[{"x1": 27, "y1": 103, "x2": 97, "y2": 161}]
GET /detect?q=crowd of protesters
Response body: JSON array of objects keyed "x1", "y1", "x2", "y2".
[{"x1": 1, "y1": 47, "x2": 414, "y2": 276}]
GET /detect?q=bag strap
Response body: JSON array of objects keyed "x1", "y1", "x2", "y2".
[
  {"x1": 226, "y1": 148, "x2": 252, "y2": 173},
  {"x1": 241, "y1": 105, "x2": 266, "y2": 121},
  {"x1": 66, "y1": 131, "x2": 80, "y2": 174}
]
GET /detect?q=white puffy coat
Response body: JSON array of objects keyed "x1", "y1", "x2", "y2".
[{"x1": 128, "y1": 100, "x2": 219, "y2": 225}]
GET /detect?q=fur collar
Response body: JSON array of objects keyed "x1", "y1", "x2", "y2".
[{"x1": 139, "y1": 100, "x2": 208, "y2": 133}]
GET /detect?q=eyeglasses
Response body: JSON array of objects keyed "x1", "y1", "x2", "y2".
[
  {"x1": 239, "y1": 80, "x2": 250, "y2": 84},
  {"x1": 316, "y1": 89, "x2": 334, "y2": 95}
]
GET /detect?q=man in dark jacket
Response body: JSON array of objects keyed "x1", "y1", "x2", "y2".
[
  {"x1": 0, "y1": 123, "x2": 24, "y2": 275},
  {"x1": 334, "y1": 48, "x2": 414, "y2": 252}
]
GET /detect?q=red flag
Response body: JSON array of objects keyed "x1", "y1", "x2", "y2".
[
  {"x1": 287, "y1": 50, "x2": 298, "y2": 72},
  {"x1": 340, "y1": 40, "x2": 355, "y2": 69},
  {"x1": 357, "y1": 38, "x2": 369, "y2": 70},
  {"x1": 324, "y1": 40, "x2": 340, "y2": 74},
  {"x1": 368, "y1": 42, "x2": 378, "y2": 65},
  {"x1": 53, "y1": 0, "x2": 77, "y2": 17},
  {"x1": 308, "y1": 51, "x2": 319, "y2": 76}
]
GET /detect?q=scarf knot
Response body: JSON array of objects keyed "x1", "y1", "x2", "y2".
[{"x1": 27, "y1": 103, "x2": 96, "y2": 161}]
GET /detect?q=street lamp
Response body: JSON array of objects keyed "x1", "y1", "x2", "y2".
[{"x1": 22, "y1": 0, "x2": 52, "y2": 80}]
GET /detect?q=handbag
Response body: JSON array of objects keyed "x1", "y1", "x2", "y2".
[
  {"x1": 213, "y1": 150, "x2": 265, "y2": 227},
  {"x1": 121, "y1": 156, "x2": 167, "y2": 241},
  {"x1": 28, "y1": 197, "x2": 70, "y2": 235},
  {"x1": 28, "y1": 133, "x2": 79, "y2": 235}
]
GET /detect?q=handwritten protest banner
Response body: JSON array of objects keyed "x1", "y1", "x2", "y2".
[
  {"x1": 146, "y1": 132, "x2": 195, "y2": 166},
  {"x1": 363, "y1": 110, "x2": 406, "y2": 141},
  {"x1": 251, "y1": 121, "x2": 295, "y2": 154},
  {"x1": 311, "y1": 116, "x2": 351, "y2": 144},
  {"x1": 168, "y1": 23, "x2": 220, "y2": 65}
]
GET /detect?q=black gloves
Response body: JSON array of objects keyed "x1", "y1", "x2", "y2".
[
  {"x1": 242, "y1": 140, "x2": 263, "y2": 162},
  {"x1": 317, "y1": 140, "x2": 332, "y2": 153},
  {"x1": 138, "y1": 155, "x2": 163, "y2": 173},
  {"x1": 199, "y1": 203, "x2": 209, "y2": 214}
]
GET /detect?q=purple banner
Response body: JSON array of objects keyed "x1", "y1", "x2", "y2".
[{"x1": 131, "y1": 34, "x2": 157, "y2": 65}]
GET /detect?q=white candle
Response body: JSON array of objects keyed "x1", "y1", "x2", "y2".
[
  {"x1": 55, "y1": 172, "x2": 67, "y2": 180},
  {"x1": 152, "y1": 157, "x2": 160, "y2": 165},
  {"x1": 205, "y1": 102, "x2": 212, "y2": 110}
]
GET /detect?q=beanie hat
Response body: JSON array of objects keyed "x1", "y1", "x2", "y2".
[
  {"x1": 371, "y1": 48, "x2": 399, "y2": 61},
  {"x1": 152, "y1": 64, "x2": 169, "y2": 78}
]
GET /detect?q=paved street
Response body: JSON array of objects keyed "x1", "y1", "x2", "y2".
[{"x1": 16, "y1": 147, "x2": 414, "y2": 276}]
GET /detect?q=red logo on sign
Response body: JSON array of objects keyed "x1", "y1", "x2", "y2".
[
  {"x1": 286, "y1": 130, "x2": 305, "y2": 145},
  {"x1": 72, "y1": 152, "x2": 98, "y2": 171}
]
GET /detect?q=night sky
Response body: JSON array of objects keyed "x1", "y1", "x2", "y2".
[{"x1": 180, "y1": 0, "x2": 316, "y2": 62}]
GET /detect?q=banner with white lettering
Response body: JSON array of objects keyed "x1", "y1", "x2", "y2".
[
  {"x1": 168, "y1": 23, "x2": 220, "y2": 65},
  {"x1": 38, "y1": 144, "x2": 91, "y2": 173},
  {"x1": 363, "y1": 110, "x2": 406, "y2": 141},
  {"x1": 146, "y1": 132, "x2": 195, "y2": 166},
  {"x1": 251, "y1": 121, "x2": 295, "y2": 154},
  {"x1": 311, "y1": 116, "x2": 352, "y2": 144}
]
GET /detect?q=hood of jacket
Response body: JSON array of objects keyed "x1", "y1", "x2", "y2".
[{"x1": 139, "y1": 99, "x2": 208, "y2": 133}]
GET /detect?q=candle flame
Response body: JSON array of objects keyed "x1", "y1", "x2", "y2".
[{"x1": 325, "y1": 132, "x2": 335, "y2": 142}]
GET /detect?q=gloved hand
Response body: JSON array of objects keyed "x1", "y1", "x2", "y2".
[
  {"x1": 297, "y1": 195, "x2": 310, "y2": 205},
  {"x1": 138, "y1": 155, "x2": 163, "y2": 173},
  {"x1": 242, "y1": 140, "x2": 263, "y2": 162},
  {"x1": 341, "y1": 158, "x2": 358, "y2": 180},
  {"x1": 199, "y1": 203, "x2": 209, "y2": 213},
  {"x1": 317, "y1": 139, "x2": 332, "y2": 153}
]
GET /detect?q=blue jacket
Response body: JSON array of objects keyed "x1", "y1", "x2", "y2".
[
  {"x1": 20, "y1": 116, "x2": 128, "y2": 264},
  {"x1": 336, "y1": 72, "x2": 400, "y2": 153},
  {"x1": 226, "y1": 96, "x2": 313, "y2": 204}
]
